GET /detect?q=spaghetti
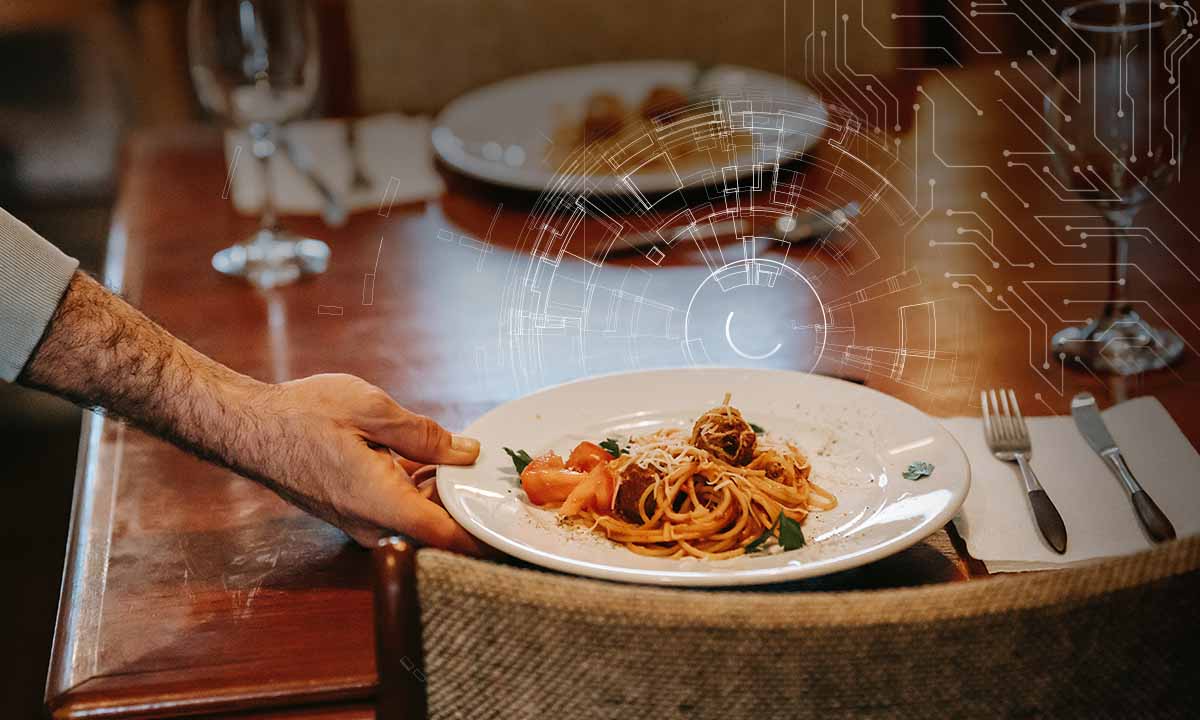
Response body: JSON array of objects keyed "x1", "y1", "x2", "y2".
[{"x1": 515, "y1": 394, "x2": 837, "y2": 559}]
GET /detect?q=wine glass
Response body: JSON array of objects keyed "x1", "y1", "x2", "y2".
[
  {"x1": 188, "y1": 0, "x2": 330, "y2": 288},
  {"x1": 1044, "y1": 0, "x2": 1190, "y2": 375}
]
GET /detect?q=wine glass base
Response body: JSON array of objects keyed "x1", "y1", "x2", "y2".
[
  {"x1": 1053, "y1": 311, "x2": 1184, "y2": 376},
  {"x1": 213, "y1": 229, "x2": 330, "y2": 289}
]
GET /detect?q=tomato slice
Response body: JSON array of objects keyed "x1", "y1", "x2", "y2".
[
  {"x1": 524, "y1": 451, "x2": 565, "y2": 473},
  {"x1": 566, "y1": 441, "x2": 614, "y2": 472},
  {"x1": 559, "y1": 463, "x2": 618, "y2": 517},
  {"x1": 559, "y1": 471, "x2": 598, "y2": 517},
  {"x1": 589, "y1": 463, "x2": 616, "y2": 514},
  {"x1": 521, "y1": 451, "x2": 587, "y2": 506}
]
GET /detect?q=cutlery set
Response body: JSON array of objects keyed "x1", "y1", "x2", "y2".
[
  {"x1": 278, "y1": 132, "x2": 347, "y2": 228},
  {"x1": 276, "y1": 120, "x2": 374, "y2": 228},
  {"x1": 981, "y1": 388, "x2": 1176, "y2": 554},
  {"x1": 602, "y1": 202, "x2": 860, "y2": 259}
]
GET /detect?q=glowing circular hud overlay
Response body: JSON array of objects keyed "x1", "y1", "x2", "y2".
[
  {"x1": 685, "y1": 258, "x2": 827, "y2": 371},
  {"x1": 481, "y1": 63, "x2": 970, "y2": 403}
]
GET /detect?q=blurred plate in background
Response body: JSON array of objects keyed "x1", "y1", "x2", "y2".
[{"x1": 432, "y1": 61, "x2": 828, "y2": 194}]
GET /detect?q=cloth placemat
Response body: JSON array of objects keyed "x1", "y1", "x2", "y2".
[{"x1": 943, "y1": 396, "x2": 1200, "y2": 572}]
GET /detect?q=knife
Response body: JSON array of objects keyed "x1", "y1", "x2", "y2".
[
  {"x1": 1070, "y1": 392, "x2": 1176, "y2": 543},
  {"x1": 600, "y1": 202, "x2": 860, "y2": 259},
  {"x1": 278, "y1": 131, "x2": 348, "y2": 228}
]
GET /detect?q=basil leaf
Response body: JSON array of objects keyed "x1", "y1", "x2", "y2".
[
  {"x1": 745, "y1": 512, "x2": 783, "y2": 554},
  {"x1": 903, "y1": 461, "x2": 935, "y2": 481},
  {"x1": 745, "y1": 528, "x2": 772, "y2": 553},
  {"x1": 503, "y1": 447, "x2": 533, "y2": 474},
  {"x1": 749, "y1": 422, "x2": 765, "y2": 434},
  {"x1": 778, "y1": 513, "x2": 806, "y2": 550},
  {"x1": 598, "y1": 438, "x2": 626, "y2": 457}
]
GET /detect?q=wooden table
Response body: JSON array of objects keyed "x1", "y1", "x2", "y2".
[{"x1": 46, "y1": 61, "x2": 1200, "y2": 718}]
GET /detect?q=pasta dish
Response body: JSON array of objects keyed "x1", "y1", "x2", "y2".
[{"x1": 506, "y1": 395, "x2": 836, "y2": 559}]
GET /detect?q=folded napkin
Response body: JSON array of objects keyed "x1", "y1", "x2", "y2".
[
  {"x1": 944, "y1": 396, "x2": 1200, "y2": 572},
  {"x1": 223, "y1": 114, "x2": 444, "y2": 219}
]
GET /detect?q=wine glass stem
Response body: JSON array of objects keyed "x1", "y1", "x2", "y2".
[
  {"x1": 250, "y1": 121, "x2": 279, "y2": 237},
  {"x1": 1103, "y1": 211, "x2": 1134, "y2": 320}
]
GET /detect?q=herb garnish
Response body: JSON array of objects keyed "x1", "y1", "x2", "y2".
[
  {"x1": 503, "y1": 447, "x2": 533, "y2": 474},
  {"x1": 778, "y1": 513, "x2": 806, "y2": 550},
  {"x1": 746, "y1": 514, "x2": 780, "y2": 553},
  {"x1": 749, "y1": 422, "x2": 765, "y2": 434},
  {"x1": 903, "y1": 461, "x2": 935, "y2": 481},
  {"x1": 746, "y1": 511, "x2": 806, "y2": 553},
  {"x1": 599, "y1": 438, "x2": 627, "y2": 457}
]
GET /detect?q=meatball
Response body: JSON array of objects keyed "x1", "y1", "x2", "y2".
[
  {"x1": 614, "y1": 463, "x2": 660, "y2": 523},
  {"x1": 691, "y1": 405, "x2": 757, "y2": 466},
  {"x1": 639, "y1": 85, "x2": 689, "y2": 121},
  {"x1": 583, "y1": 92, "x2": 626, "y2": 143}
]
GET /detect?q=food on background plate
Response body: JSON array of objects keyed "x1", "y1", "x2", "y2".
[
  {"x1": 550, "y1": 84, "x2": 749, "y2": 175},
  {"x1": 638, "y1": 85, "x2": 689, "y2": 121},
  {"x1": 504, "y1": 394, "x2": 836, "y2": 560},
  {"x1": 582, "y1": 92, "x2": 627, "y2": 143}
]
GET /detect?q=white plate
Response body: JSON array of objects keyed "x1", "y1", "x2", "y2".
[
  {"x1": 432, "y1": 61, "x2": 828, "y2": 194},
  {"x1": 439, "y1": 368, "x2": 970, "y2": 587}
]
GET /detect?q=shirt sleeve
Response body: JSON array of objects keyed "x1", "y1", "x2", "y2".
[{"x1": 0, "y1": 206, "x2": 80, "y2": 382}]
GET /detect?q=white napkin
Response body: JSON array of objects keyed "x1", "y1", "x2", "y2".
[
  {"x1": 943, "y1": 396, "x2": 1200, "y2": 572},
  {"x1": 223, "y1": 114, "x2": 443, "y2": 218}
]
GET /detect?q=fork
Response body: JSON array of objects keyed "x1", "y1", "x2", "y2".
[{"x1": 981, "y1": 389, "x2": 1068, "y2": 554}]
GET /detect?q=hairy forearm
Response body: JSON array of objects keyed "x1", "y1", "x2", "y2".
[
  {"x1": 18, "y1": 272, "x2": 272, "y2": 476},
  {"x1": 15, "y1": 272, "x2": 484, "y2": 552}
]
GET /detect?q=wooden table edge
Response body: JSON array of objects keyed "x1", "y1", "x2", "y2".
[
  {"x1": 47, "y1": 672, "x2": 375, "y2": 720},
  {"x1": 45, "y1": 159, "x2": 132, "y2": 712},
  {"x1": 45, "y1": 410, "x2": 109, "y2": 710}
]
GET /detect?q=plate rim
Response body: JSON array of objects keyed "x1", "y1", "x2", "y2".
[
  {"x1": 431, "y1": 60, "x2": 829, "y2": 194},
  {"x1": 438, "y1": 367, "x2": 971, "y2": 587}
]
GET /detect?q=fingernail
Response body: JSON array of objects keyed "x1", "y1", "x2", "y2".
[{"x1": 451, "y1": 434, "x2": 480, "y2": 454}]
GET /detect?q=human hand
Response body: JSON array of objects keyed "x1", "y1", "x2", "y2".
[
  {"x1": 17, "y1": 274, "x2": 485, "y2": 553},
  {"x1": 246, "y1": 373, "x2": 485, "y2": 553}
]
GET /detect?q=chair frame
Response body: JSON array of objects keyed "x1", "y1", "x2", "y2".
[{"x1": 373, "y1": 538, "x2": 426, "y2": 720}]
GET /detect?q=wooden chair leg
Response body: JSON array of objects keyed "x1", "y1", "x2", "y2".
[{"x1": 372, "y1": 537, "x2": 427, "y2": 720}]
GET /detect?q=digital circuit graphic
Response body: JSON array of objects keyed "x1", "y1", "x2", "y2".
[{"x1": 337, "y1": 1, "x2": 1199, "y2": 415}]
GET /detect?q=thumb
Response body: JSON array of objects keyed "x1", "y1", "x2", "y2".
[{"x1": 363, "y1": 400, "x2": 480, "y2": 466}]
